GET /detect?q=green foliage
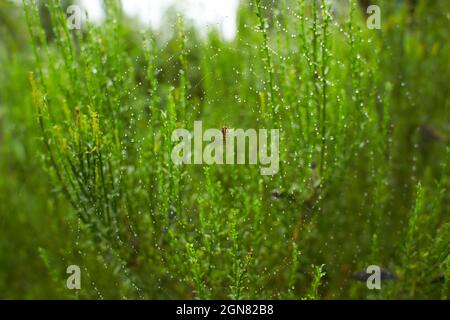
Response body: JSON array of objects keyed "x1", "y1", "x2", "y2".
[{"x1": 305, "y1": 264, "x2": 326, "y2": 300}]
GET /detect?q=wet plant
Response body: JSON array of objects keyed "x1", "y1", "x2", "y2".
[{"x1": 0, "y1": 0, "x2": 448, "y2": 299}]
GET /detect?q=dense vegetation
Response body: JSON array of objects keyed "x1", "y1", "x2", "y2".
[{"x1": 0, "y1": 0, "x2": 448, "y2": 299}]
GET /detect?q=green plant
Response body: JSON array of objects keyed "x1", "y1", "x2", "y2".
[{"x1": 0, "y1": 0, "x2": 448, "y2": 299}]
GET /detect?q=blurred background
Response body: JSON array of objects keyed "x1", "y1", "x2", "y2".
[{"x1": 0, "y1": 0, "x2": 448, "y2": 299}]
